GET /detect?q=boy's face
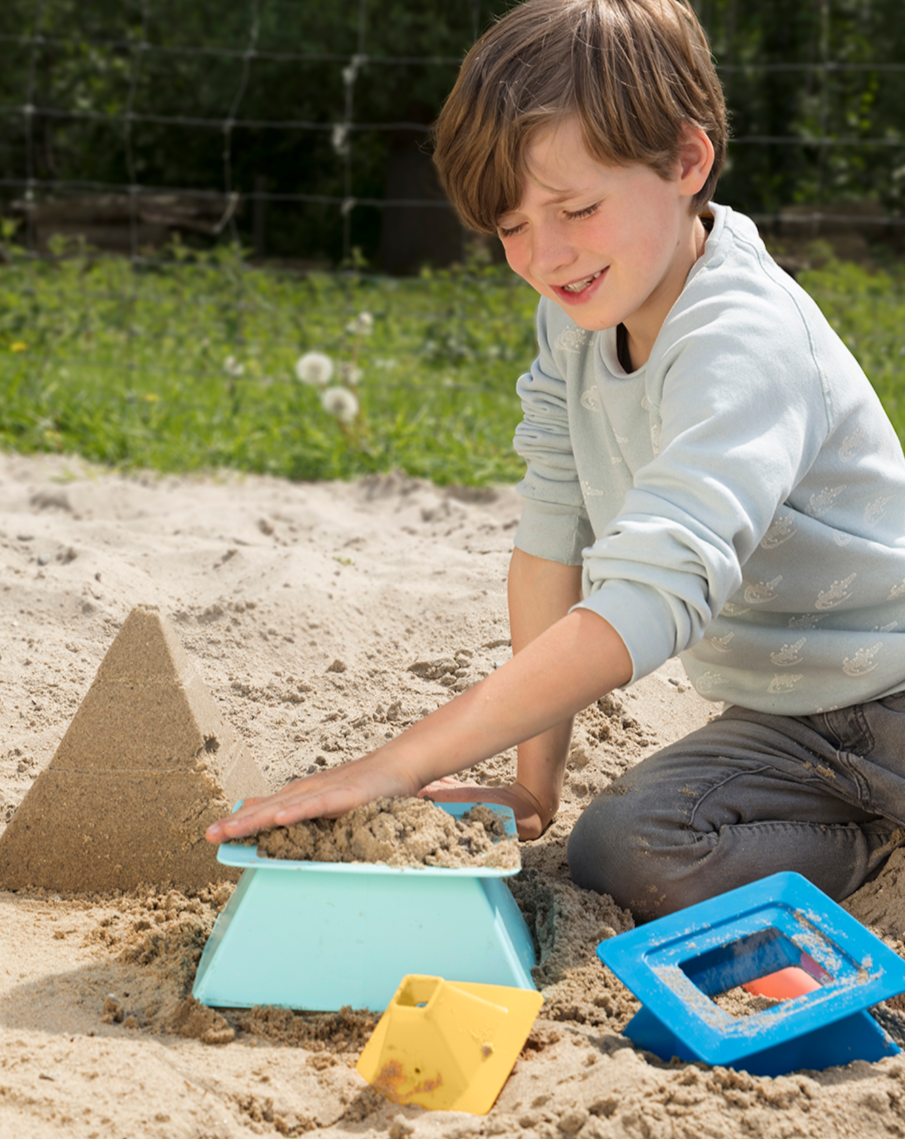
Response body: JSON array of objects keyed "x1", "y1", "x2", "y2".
[{"x1": 496, "y1": 116, "x2": 709, "y2": 366}]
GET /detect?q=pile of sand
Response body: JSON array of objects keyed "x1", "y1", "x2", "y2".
[
  {"x1": 2, "y1": 450, "x2": 905, "y2": 1139},
  {"x1": 0, "y1": 605, "x2": 268, "y2": 892},
  {"x1": 251, "y1": 797, "x2": 520, "y2": 869}
]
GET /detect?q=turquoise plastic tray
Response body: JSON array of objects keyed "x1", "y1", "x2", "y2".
[{"x1": 193, "y1": 802, "x2": 537, "y2": 1012}]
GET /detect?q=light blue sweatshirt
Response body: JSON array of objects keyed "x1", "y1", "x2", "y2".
[{"x1": 513, "y1": 204, "x2": 905, "y2": 714}]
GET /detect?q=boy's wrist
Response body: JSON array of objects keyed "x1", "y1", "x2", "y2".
[
  {"x1": 371, "y1": 721, "x2": 463, "y2": 795},
  {"x1": 515, "y1": 727, "x2": 572, "y2": 819},
  {"x1": 512, "y1": 780, "x2": 557, "y2": 825},
  {"x1": 514, "y1": 778, "x2": 560, "y2": 825}
]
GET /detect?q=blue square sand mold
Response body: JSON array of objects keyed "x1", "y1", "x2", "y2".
[{"x1": 597, "y1": 872, "x2": 905, "y2": 1076}]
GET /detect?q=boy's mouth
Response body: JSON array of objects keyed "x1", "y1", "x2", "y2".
[
  {"x1": 552, "y1": 267, "x2": 607, "y2": 304},
  {"x1": 561, "y1": 269, "x2": 603, "y2": 293}
]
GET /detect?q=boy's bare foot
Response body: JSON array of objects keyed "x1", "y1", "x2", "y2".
[{"x1": 418, "y1": 777, "x2": 552, "y2": 841}]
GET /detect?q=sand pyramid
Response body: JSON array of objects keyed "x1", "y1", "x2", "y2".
[{"x1": 0, "y1": 605, "x2": 269, "y2": 892}]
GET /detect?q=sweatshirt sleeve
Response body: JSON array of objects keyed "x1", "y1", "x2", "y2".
[
  {"x1": 573, "y1": 281, "x2": 833, "y2": 683},
  {"x1": 512, "y1": 304, "x2": 594, "y2": 566}
]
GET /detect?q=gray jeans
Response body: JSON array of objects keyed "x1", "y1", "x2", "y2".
[{"x1": 567, "y1": 690, "x2": 905, "y2": 921}]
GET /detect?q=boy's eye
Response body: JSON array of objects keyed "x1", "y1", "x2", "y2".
[
  {"x1": 496, "y1": 202, "x2": 598, "y2": 238},
  {"x1": 565, "y1": 203, "x2": 599, "y2": 220}
]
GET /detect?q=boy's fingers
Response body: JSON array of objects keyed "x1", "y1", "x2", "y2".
[
  {"x1": 421, "y1": 781, "x2": 547, "y2": 841},
  {"x1": 417, "y1": 776, "x2": 464, "y2": 795},
  {"x1": 417, "y1": 778, "x2": 471, "y2": 800},
  {"x1": 205, "y1": 757, "x2": 420, "y2": 843},
  {"x1": 206, "y1": 781, "x2": 328, "y2": 841},
  {"x1": 206, "y1": 785, "x2": 355, "y2": 841}
]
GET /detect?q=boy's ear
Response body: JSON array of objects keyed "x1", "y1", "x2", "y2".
[{"x1": 676, "y1": 125, "x2": 714, "y2": 198}]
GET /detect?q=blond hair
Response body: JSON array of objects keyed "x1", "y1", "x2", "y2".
[{"x1": 433, "y1": 0, "x2": 728, "y2": 233}]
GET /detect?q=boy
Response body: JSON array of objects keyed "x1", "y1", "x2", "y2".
[{"x1": 207, "y1": 0, "x2": 905, "y2": 921}]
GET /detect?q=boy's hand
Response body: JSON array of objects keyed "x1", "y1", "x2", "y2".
[
  {"x1": 204, "y1": 755, "x2": 421, "y2": 844},
  {"x1": 418, "y1": 777, "x2": 552, "y2": 841}
]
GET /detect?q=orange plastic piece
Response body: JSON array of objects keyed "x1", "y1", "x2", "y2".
[{"x1": 743, "y1": 966, "x2": 822, "y2": 1000}]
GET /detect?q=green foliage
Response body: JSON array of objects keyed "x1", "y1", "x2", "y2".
[
  {"x1": 698, "y1": 0, "x2": 905, "y2": 214},
  {"x1": 799, "y1": 255, "x2": 905, "y2": 439},
  {"x1": 0, "y1": 0, "x2": 510, "y2": 263},
  {"x1": 0, "y1": 240, "x2": 538, "y2": 484}
]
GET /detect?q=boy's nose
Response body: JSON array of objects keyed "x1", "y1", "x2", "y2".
[{"x1": 530, "y1": 226, "x2": 575, "y2": 279}]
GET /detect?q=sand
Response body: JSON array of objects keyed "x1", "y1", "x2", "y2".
[
  {"x1": 2, "y1": 449, "x2": 905, "y2": 1139},
  {"x1": 0, "y1": 604, "x2": 268, "y2": 892},
  {"x1": 251, "y1": 798, "x2": 520, "y2": 869}
]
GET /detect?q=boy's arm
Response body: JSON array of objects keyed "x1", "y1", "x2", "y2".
[
  {"x1": 508, "y1": 548, "x2": 584, "y2": 832},
  {"x1": 423, "y1": 549, "x2": 583, "y2": 837},
  {"x1": 205, "y1": 601, "x2": 631, "y2": 843}
]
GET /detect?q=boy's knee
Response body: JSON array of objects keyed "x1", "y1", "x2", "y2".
[
  {"x1": 568, "y1": 791, "x2": 657, "y2": 912},
  {"x1": 566, "y1": 790, "x2": 701, "y2": 922}
]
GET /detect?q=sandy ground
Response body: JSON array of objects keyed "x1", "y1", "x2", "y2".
[{"x1": 2, "y1": 450, "x2": 905, "y2": 1139}]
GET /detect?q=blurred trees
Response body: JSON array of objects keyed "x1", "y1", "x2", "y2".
[
  {"x1": 701, "y1": 0, "x2": 905, "y2": 215},
  {"x1": 0, "y1": 0, "x2": 903, "y2": 266}
]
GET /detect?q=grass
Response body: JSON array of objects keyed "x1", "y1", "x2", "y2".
[
  {"x1": 0, "y1": 234, "x2": 903, "y2": 487},
  {"x1": 797, "y1": 255, "x2": 905, "y2": 440},
  {"x1": 0, "y1": 238, "x2": 538, "y2": 486}
]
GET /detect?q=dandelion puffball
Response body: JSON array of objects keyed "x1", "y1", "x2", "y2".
[
  {"x1": 339, "y1": 362, "x2": 363, "y2": 386},
  {"x1": 346, "y1": 311, "x2": 374, "y2": 336},
  {"x1": 321, "y1": 386, "x2": 359, "y2": 423},
  {"x1": 295, "y1": 351, "x2": 333, "y2": 386},
  {"x1": 224, "y1": 354, "x2": 245, "y2": 377}
]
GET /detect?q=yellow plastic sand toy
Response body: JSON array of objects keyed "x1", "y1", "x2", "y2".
[{"x1": 356, "y1": 974, "x2": 543, "y2": 1115}]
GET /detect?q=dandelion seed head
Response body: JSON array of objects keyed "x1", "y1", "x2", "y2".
[
  {"x1": 295, "y1": 351, "x2": 333, "y2": 386},
  {"x1": 224, "y1": 355, "x2": 245, "y2": 377},
  {"x1": 321, "y1": 386, "x2": 359, "y2": 423},
  {"x1": 346, "y1": 311, "x2": 374, "y2": 336},
  {"x1": 339, "y1": 362, "x2": 363, "y2": 386}
]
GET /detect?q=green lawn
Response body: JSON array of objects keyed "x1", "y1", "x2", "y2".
[
  {"x1": 798, "y1": 257, "x2": 905, "y2": 440},
  {"x1": 1, "y1": 236, "x2": 903, "y2": 486}
]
